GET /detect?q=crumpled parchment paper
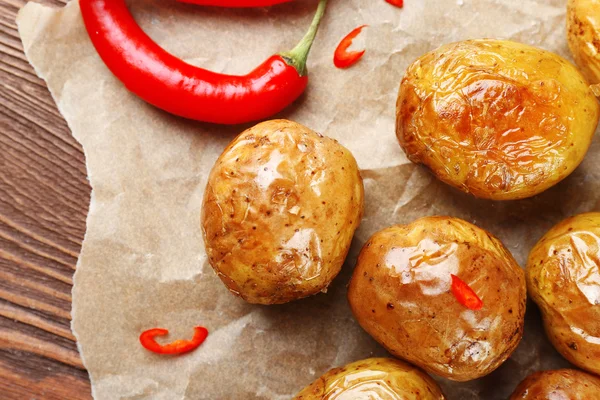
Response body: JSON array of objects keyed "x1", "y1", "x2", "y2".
[{"x1": 16, "y1": 0, "x2": 600, "y2": 398}]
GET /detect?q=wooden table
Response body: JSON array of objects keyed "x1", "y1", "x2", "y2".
[{"x1": 0, "y1": 0, "x2": 92, "y2": 398}]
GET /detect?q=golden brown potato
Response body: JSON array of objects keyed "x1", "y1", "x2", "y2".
[
  {"x1": 347, "y1": 216, "x2": 526, "y2": 381},
  {"x1": 396, "y1": 39, "x2": 600, "y2": 200},
  {"x1": 509, "y1": 369, "x2": 600, "y2": 399},
  {"x1": 527, "y1": 213, "x2": 600, "y2": 375},
  {"x1": 201, "y1": 119, "x2": 364, "y2": 305},
  {"x1": 293, "y1": 358, "x2": 445, "y2": 399},
  {"x1": 568, "y1": 0, "x2": 600, "y2": 85}
]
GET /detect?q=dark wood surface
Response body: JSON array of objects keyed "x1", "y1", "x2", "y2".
[{"x1": 0, "y1": 0, "x2": 93, "y2": 398}]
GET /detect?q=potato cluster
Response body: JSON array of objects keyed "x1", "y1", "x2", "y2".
[{"x1": 200, "y1": 19, "x2": 600, "y2": 396}]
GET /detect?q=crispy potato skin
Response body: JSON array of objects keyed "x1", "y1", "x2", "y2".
[
  {"x1": 201, "y1": 120, "x2": 364, "y2": 305},
  {"x1": 509, "y1": 369, "x2": 600, "y2": 399},
  {"x1": 347, "y1": 217, "x2": 526, "y2": 381},
  {"x1": 568, "y1": 0, "x2": 600, "y2": 85},
  {"x1": 293, "y1": 358, "x2": 445, "y2": 400},
  {"x1": 396, "y1": 39, "x2": 600, "y2": 200},
  {"x1": 527, "y1": 213, "x2": 600, "y2": 375}
]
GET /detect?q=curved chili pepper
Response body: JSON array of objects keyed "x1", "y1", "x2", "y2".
[
  {"x1": 140, "y1": 326, "x2": 208, "y2": 355},
  {"x1": 334, "y1": 25, "x2": 367, "y2": 69},
  {"x1": 385, "y1": 0, "x2": 404, "y2": 8},
  {"x1": 177, "y1": 0, "x2": 292, "y2": 7},
  {"x1": 80, "y1": 0, "x2": 328, "y2": 125},
  {"x1": 450, "y1": 274, "x2": 483, "y2": 310}
]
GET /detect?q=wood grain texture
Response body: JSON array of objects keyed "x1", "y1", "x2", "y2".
[{"x1": 0, "y1": 0, "x2": 93, "y2": 398}]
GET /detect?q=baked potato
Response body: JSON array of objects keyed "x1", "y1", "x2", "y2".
[
  {"x1": 396, "y1": 39, "x2": 600, "y2": 200},
  {"x1": 568, "y1": 0, "x2": 600, "y2": 85},
  {"x1": 347, "y1": 216, "x2": 526, "y2": 381},
  {"x1": 509, "y1": 369, "x2": 600, "y2": 399},
  {"x1": 293, "y1": 358, "x2": 445, "y2": 399},
  {"x1": 201, "y1": 119, "x2": 364, "y2": 305},
  {"x1": 527, "y1": 212, "x2": 600, "y2": 375}
]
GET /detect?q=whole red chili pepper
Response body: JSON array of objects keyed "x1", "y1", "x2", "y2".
[
  {"x1": 450, "y1": 274, "x2": 483, "y2": 310},
  {"x1": 177, "y1": 0, "x2": 292, "y2": 7},
  {"x1": 334, "y1": 25, "x2": 367, "y2": 69},
  {"x1": 80, "y1": 0, "x2": 328, "y2": 125},
  {"x1": 385, "y1": 0, "x2": 404, "y2": 8},
  {"x1": 140, "y1": 326, "x2": 208, "y2": 355}
]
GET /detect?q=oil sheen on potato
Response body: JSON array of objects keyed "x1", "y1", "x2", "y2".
[
  {"x1": 202, "y1": 120, "x2": 364, "y2": 305},
  {"x1": 293, "y1": 358, "x2": 445, "y2": 400},
  {"x1": 568, "y1": 0, "x2": 600, "y2": 85},
  {"x1": 348, "y1": 216, "x2": 526, "y2": 381},
  {"x1": 397, "y1": 39, "x2": 600, "y2": 200},
  {"x1": 510, "y1": 369, "x2": 600, "y2": 399},
  {"x1": 527, "y1": 213, "x2": 600, "y2": 375}
]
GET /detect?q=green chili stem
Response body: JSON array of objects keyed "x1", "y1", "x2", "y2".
[{"x1": 280, "y1": 0, "x2": 328, "y2": 76}]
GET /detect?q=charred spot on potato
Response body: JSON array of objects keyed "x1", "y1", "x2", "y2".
[{"x1": 569, "y1": 342, "x2": 578, "y2": 351}]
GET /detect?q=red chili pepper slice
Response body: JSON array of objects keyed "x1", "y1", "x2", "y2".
[
  {"x1": 177, "y1": 0, "x2": 292, "y2": 6},
  {"x1": 334, "y1": 25, "x2": 367, "y2": 69},
  {"x1": 140, "y1": 326, "x2": 208, "y2": 355},
  {"x1": 80, "y1": 0, "x2": 327, "y2": 125},
  {"x1": 450, "y1": 274, "x2": 483, "y2": 310},
  {"x1": 385, "y1": 0, "x2": 404, "y2": 8}
]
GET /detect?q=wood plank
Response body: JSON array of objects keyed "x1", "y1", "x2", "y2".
[
  {"x1": 0, "y1": 353, "x2": 90, "y2": 400},
  {"x1": 0, "y1": 0, "x2": 92, "y2": 398}
]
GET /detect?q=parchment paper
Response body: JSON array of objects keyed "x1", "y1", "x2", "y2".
[{"x1": 16, "y1": 0, "x2": 600, "y2": 398}]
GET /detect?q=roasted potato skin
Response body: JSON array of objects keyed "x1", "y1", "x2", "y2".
[
  {"x1": 568, "y1": 0, "x2": 600, "y2": 85},
  {"x1": 397, "y1": 39, "x2": 600, "y2": 200},
  {"x1": 509, "y1": 369, "x2": 600, "y2": 399},
  {"x1": 347, "y1": 216, "x2": 526, "y2": 381},
  {"x1": 201, "y1": 120, "x2": 364, "y2": 305},
  {"x1": 293, "y1": 358, "x2": 445, "y2": 400},
  {"x1": 527, "y1": 213, "x2": 600, "y2": 375}
]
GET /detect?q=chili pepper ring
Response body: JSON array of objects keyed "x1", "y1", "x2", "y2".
[
  {"x1": 80, "y1": 0, "x2": 328, "y2": 125},
  {"x1": 334, "y1": 25, "x2": 367, "y2": 69},
  {"x1": 450, "y1": 274, "x2": 483, "y2": 310},
  {"x1": 385, "y1": 0, "x2": 404, "y2": 8},
  {"x1": 140, "y1": 326, "x2": 209, "y2": 355}
]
